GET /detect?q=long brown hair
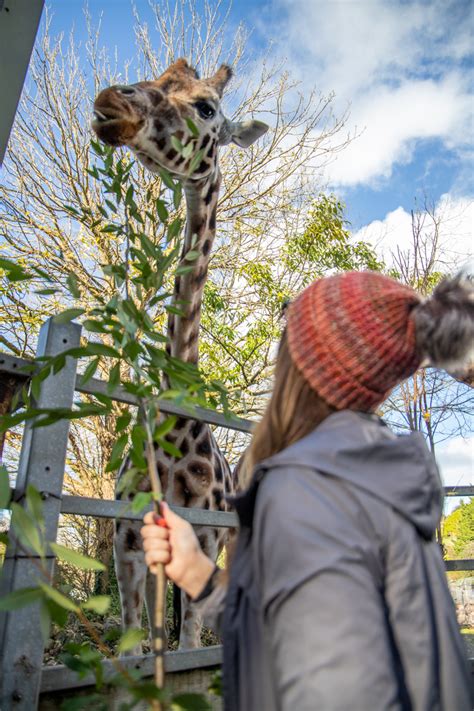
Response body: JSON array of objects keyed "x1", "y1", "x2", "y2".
[{"x1": 241, "y1": 329, "x2": 335, "y2": 487}]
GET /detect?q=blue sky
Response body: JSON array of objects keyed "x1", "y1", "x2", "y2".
[
  {"x1": 31, "y1": 1, "x2": 474, "y2": 493},
  {"x1": 44, "y1": 0, "x2": 474, "y2": 238}
]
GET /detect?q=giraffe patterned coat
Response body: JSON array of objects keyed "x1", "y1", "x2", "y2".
[{"x1": 198, "y1": 410, "x2": 472, "y2": 710}]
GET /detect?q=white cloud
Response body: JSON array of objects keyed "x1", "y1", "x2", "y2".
[
  {"x1": 436, "y1": 436, "x2": 474, "y2": 487},
  {"x1": 436, "y1": 435, "x2": 473, "y2": 513},
  {"x1": 353, "y1": 194, "x2": 474, "y2": 267},
  {"x1": 328, "y1": 76, "x2": 471, "y2": 186},
  {"x1": 271, "y1": 0, "x2": 473, "y2": 187}
]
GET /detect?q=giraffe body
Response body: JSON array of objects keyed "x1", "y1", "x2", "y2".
[{"x1": 92, "y1": 59, "x2": 267, "y2": 651}]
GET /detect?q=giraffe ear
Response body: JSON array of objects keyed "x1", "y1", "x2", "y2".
[
  {"x1": 207, "y1": 64, "x2": 233, "y2": 97},
  {"x1": 225, "y1": 119, "x2": 269, "y2": 148}
]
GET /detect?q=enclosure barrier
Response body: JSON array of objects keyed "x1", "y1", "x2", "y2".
[{"x1": 0, "y1": 317, "x2": 472, "y2": 709}]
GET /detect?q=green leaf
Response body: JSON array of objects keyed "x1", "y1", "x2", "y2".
[
  {"x1": 171, "y1": 693, "x2": 212, "y2": 711},
  {"x1": 173, "y1": 181, "x2": 183, "y2": 210},
  {"x1": 185, "y1": 117, "x2": 199, "y2": 137},
  {"x1": 0, "y1": 587, "x2": 43, "y2": 611},
  {"x1": 0, "y1": 532, "x2": 9, "y2": 546},
  {"x1": 155, "y1": 199, "x2": 169, "y2": 223},
  {"x1": 38, "y1": 582, "x2": 80, "y2": 612},
  {"x1": 117, "y1": 627, "x2": 146, "y2": 654},
  {"x1": 83, "y1": 319, "x2": 107, "y2": 334},
  {"x1": 0, "y1": 465, "x2": 11, "y2": 509},
  {"x1": 156, "y1": 437, "x2": 182, "y2": 458},
  {"x1": 82, "y1": 595, "x2": 111, "y2": 615},
  {"x1": 107, "y1": 361, "x2": 121, "y2": 393},
  {"x1": 50, "y1": 543, "x2": 106, "y2": 571},
  {"x1": 106, "y1": 432, "x2": 129, "y2": 472},
  {"x1": 53, "y1": 308, "x2": 85, "y2": 324},
  {"x1": 131, "y1": 491, "x2": 153, "y2": 514},
  {"x1": 158, "y1": 169, "x2": 176, "y2": 191},
  {"x1": 171, "y1": 135, "x2": 185, "y2": 154},
  {"x1": 154, "y1": 416, "x2": 177, "y2": 440},
  {"x1": 46, "y1": 597, "x2": 69, "y2": 627},
  {"x1": 80, "y1": 357, "x2": 100, "y2": 385},
  {"x1": 185, "y1": 250, "x2": 200, "y2": 261},
  {"x1": 188, "y1": 149, "x2": 205, "y2": 175},
  {"x1": 26, "y1": 484, "x2": 45, "y2": 528},
  {"x1": 66, "y1": 273, "x2": 81, "y2": 299},
  {"x1": 115, "y1": 410, "x2": 132, "y2": 433},
  {"x1": 35, "y1": 288, "x2": 60, "y2": 296},
  {"x1": 10, "y1": 502, "x2": 45, "y2": 557}
]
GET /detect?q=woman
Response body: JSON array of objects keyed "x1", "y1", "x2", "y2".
[{"x1": 141, "y1": 270, "x2": 473, "y2": 710}]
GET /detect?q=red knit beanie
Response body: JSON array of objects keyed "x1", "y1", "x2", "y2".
[{"x1": 286, "y1": 271, "x2": 422, "y2": 411}]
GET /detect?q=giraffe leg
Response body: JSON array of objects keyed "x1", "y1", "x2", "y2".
[
  {"x1": 178, "y1": 526, "x2": 218, "y2": 649},
  {"x1": 113, "y1": 520, "x2": 147, "y2": 656}
]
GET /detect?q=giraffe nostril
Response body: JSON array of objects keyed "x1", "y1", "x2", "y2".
[{"x1": 115, "y1": 85, "x2": 136, "y2": 96}]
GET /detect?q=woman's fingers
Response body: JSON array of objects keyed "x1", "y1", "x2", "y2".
[
  {"x1": 144, "y1": 547, "x2": 171, "y2": 568},
  {"x1": 142, "y1": 536, "x2": 170, "y2": 553},
  {"x1": 141, "y1": 523, "x2": 169, "y2": 541}
]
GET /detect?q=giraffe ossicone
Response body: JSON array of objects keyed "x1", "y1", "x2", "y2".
[{"x1": 92, "y1": 58, "x2": 268, "y2": 652}]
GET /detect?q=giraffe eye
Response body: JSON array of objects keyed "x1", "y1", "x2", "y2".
[{"x1": 194, "y1": 101, "x2": 215, "y2": 119}]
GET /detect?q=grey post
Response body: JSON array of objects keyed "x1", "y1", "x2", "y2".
[{"x1": 0, "y1": 318, "x2": 81, "y2": 709}]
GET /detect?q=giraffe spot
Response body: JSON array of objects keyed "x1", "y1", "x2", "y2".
[
  {"x1": 191, "y1": 420, "x2": 204, "y2": 438},
  {"x1": 154, "y1": 119, "x2": 164, "y2": 131},
  {"x1": 197, "y1": 533, "x2": 207, "y2": 549},
  {"x1": 175, "y1": 417, "x2": 187, "y2": 429},
  {"x1": 215, "y1": 459, "x2": 223, "y2": 482},
  {"x1": 209, "y1": 206, "x2": 217, "y2": 231},
  {"x1": 180, "y1": 438, "x2": 189, "y2": 456},
  {"x1": 184, "y1": 609, "x2": 193, "y2": 621},
  {"x1": 213, "y1": 487, "x2": 223, "y2": 507},
  {"x1": 133, "y1": 591, "x2": 140, "y2": 608},
  {"x1": 200, "y1": 134, "x2": 211, "y2": 150},
  {"x1": 175, "y1": 130, "x2": 184, "y2": 142},
  {"x1": 202, "y1": 238, "x2": 211, "y2": 256},
  {"x1": 204, "y1": 183, "x2": 215, "y2": 205},
  {"x1": 166, "y1": 433, "x2": 177, "y2": 445},
  {"x1": 153, "y1": 136, "x2": 166, "y2": 151},
  {"x1": 196, "y1": 435, "x2": 212, "y2": 456},
  {"x1": 150, "y1": 91, "x2": 164, "y2": 107},
  {"x1": 174, "y1": 470, "x2": 193, "y2": 506},
  {"x1": 190, "y1": 218, "x2": 205, "y2": 236},
  {"x1": 206, "y1": 146, "x2": 215, "y2": 159},
  {"x1": 193, "y1": 267, "x2": 207, "y2": 288},
  {"x1": 194, "y1": 160, "x2": 209, "y2": 174},
  {"x1": 126, "y1": 529, "x2": 141, "y2": 551},
  {"x1": 116, "y1": 521, "x2": 122, "y2": 534},
  {"x1": 183, "y1": 329, "x2": 199, "y2": 351},
  {"x1": 204, "y1": 498, "x2": 210, "y2": 509},
  {"x1": 166, "y1": 148, "x2": 178, "y2": 161}
]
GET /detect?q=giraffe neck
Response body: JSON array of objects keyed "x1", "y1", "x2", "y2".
[{"x1": 167, "y1": 169, "x2": 221, "y2": 365}]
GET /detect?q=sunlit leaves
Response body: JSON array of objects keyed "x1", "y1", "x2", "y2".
[{"x1": 50, "y1": 543, "x2": 106, "y2": 571}]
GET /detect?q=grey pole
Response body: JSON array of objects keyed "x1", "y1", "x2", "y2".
[{"x1": 0, "y1": 318, "x2": 81, "y2": 709}]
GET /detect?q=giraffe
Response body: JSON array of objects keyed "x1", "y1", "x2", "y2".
[{"x1": 92, "y1": 58, "x2": 268, "y2": 651}]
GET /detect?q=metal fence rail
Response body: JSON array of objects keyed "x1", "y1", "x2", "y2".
[{"x1": 0, "y1": 317, "x2": 473, "y2": 707}]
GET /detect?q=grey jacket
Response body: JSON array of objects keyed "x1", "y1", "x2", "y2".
[{"x1": 213, "y1": 411, "x2": 472, "y2": 711}]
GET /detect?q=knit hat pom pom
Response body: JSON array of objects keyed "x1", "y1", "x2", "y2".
[{"x1": 413, "y1": 272, "x2": 474, "y2": 372}]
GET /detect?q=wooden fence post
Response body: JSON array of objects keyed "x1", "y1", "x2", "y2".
[{"x1": 0, "y1": 318, "x2": 81, "y2": 709}]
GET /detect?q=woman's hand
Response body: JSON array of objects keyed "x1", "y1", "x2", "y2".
[{"x1": 141, "y1": 502, "x2": 215, "y2": 600}]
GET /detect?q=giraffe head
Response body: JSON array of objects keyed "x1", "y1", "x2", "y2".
[{"x1": 92, "y1": 58, "x2": 268, "y2": 179}]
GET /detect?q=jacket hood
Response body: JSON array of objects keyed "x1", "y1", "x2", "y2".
[{"x1": 257, "y1": 410, "x2": 443, "y2": 539}]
